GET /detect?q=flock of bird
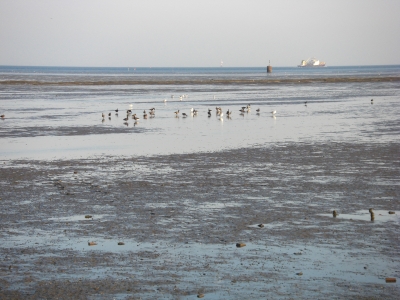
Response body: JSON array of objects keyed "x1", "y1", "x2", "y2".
[
  {"x1": 102, "y1": 107, "x2": 156, "y2": 125},
  {"x1": 100, "y1": 98, "x2": 376, "y2": 125},
  {"x1": 101, "y1": 103, "x2": 279, "y2": 125}
]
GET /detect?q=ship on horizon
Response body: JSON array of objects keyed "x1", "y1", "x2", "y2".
[{"x1": 298, "y1": 58, "x2": 326, "y2": 67}]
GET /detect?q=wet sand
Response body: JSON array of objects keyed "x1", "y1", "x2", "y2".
[
  {"x1": 1, "y1": 141, "x2": 399, "y2": 299},
  {"x1": 1, "y1": 76, "x2": 400, "y2": 86}
]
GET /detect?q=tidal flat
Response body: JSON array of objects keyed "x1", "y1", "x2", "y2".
[
  {"x1": 1, "y1": 142, "x2": 399, "y2": 299},
  {"x1": 1, "y1": 68, "x2": 400, "y2": 298}
]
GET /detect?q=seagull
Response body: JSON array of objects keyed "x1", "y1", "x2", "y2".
[
  {"x1": 164, "y1": 99, "x2": 167, "y2": 102},
  {"x1": 271, "y1": 110, "x2": 276, "y2": 115}
]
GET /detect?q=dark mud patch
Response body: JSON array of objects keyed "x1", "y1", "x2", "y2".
[
  {"x1": 1, "y1": 76, "x2": 400, "y2": 86},
  {"x1": 0, "y1": 142, "x2": 399, "y2": 299},
  {"x1": 0, "y1": 125, "x2": 153, "y2": 137}
]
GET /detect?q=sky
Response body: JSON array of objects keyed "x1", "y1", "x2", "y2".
[{"x1": 1, "y1": 0, "x2": 399, "y2": 67}]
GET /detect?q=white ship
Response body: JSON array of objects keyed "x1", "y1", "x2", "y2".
[{"x1": 298, "y1": 58, "x2": 326, "y2": 67}]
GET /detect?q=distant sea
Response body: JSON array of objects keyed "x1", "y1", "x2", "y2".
[{"x1": 1, "y1": 65, "x2": 400, "y2": 80}]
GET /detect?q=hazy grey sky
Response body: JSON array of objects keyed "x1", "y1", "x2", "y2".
[{"x1": 1, "y1": 0, "x2": 399, "y2": 67}]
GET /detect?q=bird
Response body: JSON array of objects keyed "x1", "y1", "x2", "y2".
[
  {"x1": 193, "y1": 109, "x2": 198, "y2": 116},
  {"x1": 371, "y1": 99, "x2": 374, "y2": 104},
  {"x1": 1, "y1": 114, "x2": 5, "y2": 118},
  {"x1": 143, "y1": 111, "x2": 148, "y2": 119},
  {"x1": 271, "y1": 110, "x2": 276, "y2": 115},
  {"x1": 256, "y1": 108, "x2": 260, "y2": 113},
  {"x1": 174, "y1": 110, "x2": 180, "y2": 116},
  {"x1": 182, "y1": 112, "x2": 188, "y2": 117},
  {"x1": 132, "y1": 114, "x2": 140, "y2": 120},
  {"x1": 115, "y1": 108, "x2": 119, "y2": 113},
  {"x1": 108, "y1": 112, "x2": 111, "y2": 117},
  {"x1": 164, "y1": 99, "x2": 167, "y2": 102},
  {"x1": 101, "y1": 113, "x2": 105, "y2": 119}
]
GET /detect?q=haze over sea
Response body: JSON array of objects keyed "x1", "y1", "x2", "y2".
[{"x1": 1, "y1": 65, "x2": 400, "y2": 160}]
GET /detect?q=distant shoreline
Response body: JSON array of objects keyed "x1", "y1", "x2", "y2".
[{"x1": 1, "y1": 76, "x2": 400, "y2": 86}]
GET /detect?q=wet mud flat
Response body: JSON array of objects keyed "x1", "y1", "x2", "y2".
[
  {"x1": 1, "y1": 75, "x2": 400, "y2": 86},
  {"x1": 0, "y1": 142, "x2": 399, "y2": 299}
]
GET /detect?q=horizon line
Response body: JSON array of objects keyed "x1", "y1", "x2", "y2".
[{"x1": 1, "y1": 64, "x2": 400, "y2": 69}]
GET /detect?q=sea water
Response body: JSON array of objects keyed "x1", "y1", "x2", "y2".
[{"x1": 0, "y1": 65, "x2": 399, "y2": 160}]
